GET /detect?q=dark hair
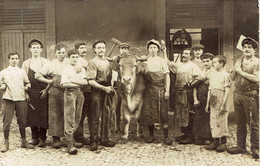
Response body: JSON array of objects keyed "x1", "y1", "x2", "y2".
[
  {"x1": 200, "y1": 53, "x2": 214, "y2": 60},
  {"x1": 214, "y1": 55, "x2": 226, "y2": 67},
  {"x1": 28, "y1": 39, "x2": 43, "y2": 48},
  {"x1": 242, "y1": 38, "x2": 258, "y2": 49},
  {"x1": 92, "y1": 40, "x2": 106, "y2": 50},
  {"x1": 74, "y1": 42, "x2": 86, "y2": 49},
  {"x1": 55, "y1": 44, "x2": 66, "y2": 51},
  {"x1": 67, "y1": 49, "x2": 78, "y2": 57},
  {"x1": 8, "y1": 52, "x2": 19, "y2": 59}
]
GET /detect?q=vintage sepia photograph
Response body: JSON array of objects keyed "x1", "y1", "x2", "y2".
[{"x1": 0, "y1": 0, "x2": 259, "y2": 165}]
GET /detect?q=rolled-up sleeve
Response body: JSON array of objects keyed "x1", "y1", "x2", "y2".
[
  {"x1": 162, "y1": 59, "x2": 170, "y2": 74},
  {"x1": 86, "y1": 61, "x2": 97, "y2": 81},
  {"x1": 224, "y1": 73, "x2": 231, "y2": 88}
]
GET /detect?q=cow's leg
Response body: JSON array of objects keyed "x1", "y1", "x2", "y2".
[
  {"x1": 122, "y1": 103, "x2": 130, "y2": 139},
  {"x1": 136, "y1": 101, "x2": 143, "y2": 138}
]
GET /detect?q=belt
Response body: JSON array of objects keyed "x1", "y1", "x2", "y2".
[
  {"x1": 65, "y1": 87, "x2": 82, "y2": 91},
  {"x1": 235, "y1": 90, "x2": 258, "y2": 97}
]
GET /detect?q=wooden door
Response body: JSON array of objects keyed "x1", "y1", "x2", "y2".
[{"x1": 0, "y1": 31, "x2": 23, "y2": 69}]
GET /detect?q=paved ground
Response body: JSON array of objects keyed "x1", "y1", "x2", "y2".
[{"x1": 0, "y1": 113, "x2": 258, "y2": 166}]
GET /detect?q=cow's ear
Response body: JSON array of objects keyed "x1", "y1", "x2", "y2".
[{"x1": 137, "y1": 62, "x2": 147, "y2": 74}]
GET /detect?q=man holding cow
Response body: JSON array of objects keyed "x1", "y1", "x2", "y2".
[{"x1": 86, "y1": 40, "x2": 116, "y2": 151}]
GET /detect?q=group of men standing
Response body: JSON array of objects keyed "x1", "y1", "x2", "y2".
[{"x1": 0, "y1": 37, "x2": 258, "y2": 159}]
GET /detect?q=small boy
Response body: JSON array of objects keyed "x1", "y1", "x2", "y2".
[
  {"x1": 205, "y1": 55, "x2": 231, "y2": 152},
  {"x1": 0, "y1": 52, "x2": 34, "y2": 152},
  {"x1": 61, "y1": 49, "x2": 88, "y2": 154}
]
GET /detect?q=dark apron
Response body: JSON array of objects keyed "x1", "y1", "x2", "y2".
[
  {"x1": 48, "y1": 75, "x2": 64, "y2": 137},
  {"x1": 141, "y1": 71, "x2": 168, "y2": 127},
  {"x1": 27, "y1": 63, "x2": 48, "y2": 129}
]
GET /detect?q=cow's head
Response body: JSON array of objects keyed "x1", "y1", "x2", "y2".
[{"x1": 118, "y1": 54, "x2": 145, "y2": 94}]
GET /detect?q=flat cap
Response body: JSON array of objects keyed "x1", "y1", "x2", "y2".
[
  {"x1": 28, "y1": 39, "x2": 43, "y2": 48},
  {"x1": 119, "y1": 43, "x2": 130, "y2": 49},
  {"x1": 191, "y1": 44, "x2": 204, "y2": 50},
  {"x1": 146, "y1": 39, "x2": 161, "y2": 50},
  {"x1": 200, "y1": 52, "x2": 214, "y2": 60},
  {"x1": 242, "y1": 37, "x2": 258, "y2": 49}
]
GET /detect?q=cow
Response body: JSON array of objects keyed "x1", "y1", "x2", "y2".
[{"x1": 117, "y1": 53, "x2": 146, "y2": 139}]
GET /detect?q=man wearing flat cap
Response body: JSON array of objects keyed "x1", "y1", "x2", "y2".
[
  {"x1": 191, "y1": 44, "x2": 205, "y2": 70},
  {"x1": 22, "y1": 39, "x2": 50, "y2": 147},
  {"x1": 111, "y1": 43, "x2": 131, "y2": 132},
  {"x1": 228, "y1": 37, "x2": 259, "y2": 159},
  {"x1": 192, "y1": 53, "x2": 214, "y2": 145}
]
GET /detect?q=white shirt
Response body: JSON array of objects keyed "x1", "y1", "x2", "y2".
[
  {"x1": 0, "y1": 66, "x2": 30, "y2": 101},
  {"x1": 60, "y1": 64, "x2": 86, "y2": 86}
]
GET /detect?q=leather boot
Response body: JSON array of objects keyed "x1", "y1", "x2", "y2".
[
  {"x1": 38, "y1": 139, "x2": 46, "y2": 148},
  {"x1": 67, "y1": 141, "x2": 77, "y2": 154},
  {"x1": 90, "y1": 141, "x2": 98, "y2": 151},
  {"x1": 252, "y1": 147, "x2": 259, "y2": 159},
  {"x1": 21, "y1": 138, "x2": 34, "y2": 149},
  {"x1": 1, "y1": 139, "x2": 9, "y2": 153},
  {"x1": 163, "y1": 128, "x2": 172, "y2": 145},
  {"x1": 216, "y1": 136, "x2": 226, "y2": 152},
  {"x1": 205, "y1": 138, "x2": 219, "y2": 150},
  {"x1": 52, "y1": 136, "x2": 61, "y2": 149}
]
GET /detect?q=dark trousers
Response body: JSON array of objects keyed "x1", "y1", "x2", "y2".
[
  {"x1": 115, "y1": 87, "x2": 121, "y2": 131},
  {"x1": 31, "y1": 127, "x2": 47, "y2": 140},
  {"x1": 2, "y1": 100, "x2": 27, "y2": 131},
  {"x1": 234, "y1": 91, "x2": 259, "y2": 150},
  {"x1": 181, "y1": 89, "x2": 194, "y2": 138},
  {"x1": 89, "y1": 88, "x2": 109, "y2": 142},
  {"x1": 74, "y1": 92, "x2": 91, "y2": 140},
  {"x1": 181, "y1": 112, "x2": 194, "y2": 137}
]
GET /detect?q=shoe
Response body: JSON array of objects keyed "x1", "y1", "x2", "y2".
[
  {"x1": 73, "y1": 142, "x2": 83, "y2": 148},
  {"x1": 195, "y1": 138, "x2": 206, "y2": 145},
  {"x1": 67, "y1": 141, "x2": 78, "y2": 155},
  {"x1": 216, "y1": 143, "x2": 226, "y2": 152},
  {"x1": 100, "y1": 140, "x2": 116, "y2": 147},
  {"x1": 21, "y1": 139, "x2": 34, "y2": 149},
  {"x1": 178, "y1": 137, "x2": 194, "y2": 144},
  {"x1": 52, "y1": 136, "x2": 61, "y2": 149},
  {"x1": 38, "y1": 139, "x2": 46, "y2": 148},
  {"x1": 145, "y1": 136, "x2": 155, "y2": 143},
  {"x1": 90, "y1": 142, "x2": 98, "y2": 151},
  {"x1": 75, "y1": 137, "x2": 90, "y2": 145},
  {"x1": 251, "y1": 148, "x2": 259, "y2": 159},
  {"x1": 1, "y1": 139, "x2": 9, "y2": 153},
  {"x1": 175, "y1": 135, "x2": 187, "y2": 142},
  {"x1": 164, "y1": 137, "x2": 172, "y2": 145},
  {"x1": 52, "y1": 141, "x2": 61, "y2": 149},
  {"x1": 227, "y1": 147, "x2": 247, "y2": 154},
  {"x1": 30, "y1": 139, "x2": 39, "y2": 145},
  {"x1": 205, "y1": 139, "x2": 219, "y2": 150},
  {"x1": 68, "y1": 146, "x2": 78, "y2": 155}
]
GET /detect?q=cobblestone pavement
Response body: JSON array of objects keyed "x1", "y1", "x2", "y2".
[{"x1": 0, "y1": 114, "x2": 258, "y2": 166}]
